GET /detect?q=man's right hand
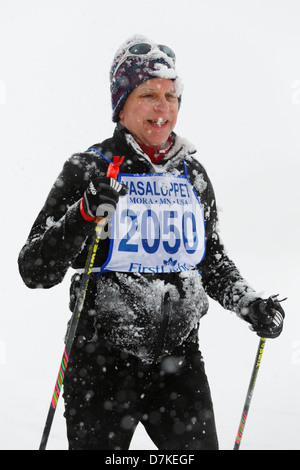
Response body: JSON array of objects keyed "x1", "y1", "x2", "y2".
[{"x1": 80, "y1": 177, "x2": 128, "y2": 222}]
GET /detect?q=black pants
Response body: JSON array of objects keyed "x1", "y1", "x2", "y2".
[{"x1": 63, "y1": 336, "x2": 219, "y2": 450}]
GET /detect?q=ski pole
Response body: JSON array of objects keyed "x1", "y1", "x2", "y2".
[
  {"x1": 39, "y1": 156, "x2": 124, "y2": 450},
  {"x1": 233, "y1": 337, "x2": 266, "y2": 450}
]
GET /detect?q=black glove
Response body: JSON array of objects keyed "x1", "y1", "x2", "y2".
[
  {"x1": 81, "y1": 177, "x2": 128, "y2": 220},
  {"x1": 246, "y1": 295, "x2": 286, "y2": 339}
]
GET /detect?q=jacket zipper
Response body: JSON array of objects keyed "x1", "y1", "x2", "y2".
[{"x1": 153, "y1": 292, "x2": 171, "y2": 362}]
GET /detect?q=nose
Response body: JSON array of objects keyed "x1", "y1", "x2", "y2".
[{"x1": 153, "y1": 96, "x2": 169, "y2": 113}]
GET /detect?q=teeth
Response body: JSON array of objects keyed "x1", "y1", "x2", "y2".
[{"x1": 149, "y1": 119, "x2": 167, "y2": 126}]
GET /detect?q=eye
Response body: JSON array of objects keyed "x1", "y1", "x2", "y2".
[
  {"x1": 166, "y1": 92, "x2": 177, "y2": 100},
  {"x1": 141, "y1": 93, "x2": 155, "y2": 99}
]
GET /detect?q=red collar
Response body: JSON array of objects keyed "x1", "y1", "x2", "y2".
[{"x1": 138, "y1": 136, "x2": 173, "y2": 164}]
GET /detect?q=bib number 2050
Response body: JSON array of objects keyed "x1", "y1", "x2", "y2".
[{"x1": 117, "y1": 208, "x2": 199, "y2": 255}]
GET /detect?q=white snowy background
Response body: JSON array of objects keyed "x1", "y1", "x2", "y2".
[{"x1": 1, "y1": 0, "x2": 299, "y2": 450}]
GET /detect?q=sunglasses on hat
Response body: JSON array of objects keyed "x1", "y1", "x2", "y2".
[{"x1": 112, "y1": 43, "x2": 176, "y2": 79}]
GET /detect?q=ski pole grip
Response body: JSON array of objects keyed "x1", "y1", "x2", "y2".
[{"x1": 95, "y1": 156, "x2": 124, "y2": 225}]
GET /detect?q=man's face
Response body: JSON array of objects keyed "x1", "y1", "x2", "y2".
[{"x1": 119, "y1": 78, "x2": 179, "y2": 150}]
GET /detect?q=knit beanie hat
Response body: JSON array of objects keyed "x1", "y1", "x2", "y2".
[{"x1": 110, "y1": 34, "x2": 183, "y2": 123}]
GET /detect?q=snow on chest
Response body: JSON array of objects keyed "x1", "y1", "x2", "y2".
[{"x1": 101, "y1": 172, "x2": 206, "y2": 274}]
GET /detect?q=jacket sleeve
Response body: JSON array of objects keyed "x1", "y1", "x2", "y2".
[
  {"x1": 191, "y1": 159, "x2": 261, "y2": 318},
  {"x1": 18, "y1": 155, "x2": 96, "y2": 289}
]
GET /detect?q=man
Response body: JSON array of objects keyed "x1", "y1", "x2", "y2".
[{"x1": 18, "y1": 34, "x2": 285, "y2": 450}]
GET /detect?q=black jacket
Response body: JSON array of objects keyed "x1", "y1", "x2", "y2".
[{"x1": 18, "y1": 125, "x2": 259, "y2": 363}]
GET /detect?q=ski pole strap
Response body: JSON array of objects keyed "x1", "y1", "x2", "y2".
[{"x1": 106, "y1": 155, "x2": 125, "y2": 179}]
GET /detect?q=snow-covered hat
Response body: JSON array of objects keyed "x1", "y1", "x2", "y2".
[{"x1": 110, "y1": 34, "x2": 183, "y2": 123}]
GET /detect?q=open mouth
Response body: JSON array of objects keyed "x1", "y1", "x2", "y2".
[{"x1": 148, "y1": 118, "x2": 168, "y2": 127}]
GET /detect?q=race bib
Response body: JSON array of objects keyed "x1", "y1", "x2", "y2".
[{"x1": 100, "y1": 172, "x2": 206, "y2": 273}]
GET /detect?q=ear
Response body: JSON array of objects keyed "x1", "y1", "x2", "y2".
[{"x1": 119, "y1": 109, "x2": 124, "y2": 122}]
